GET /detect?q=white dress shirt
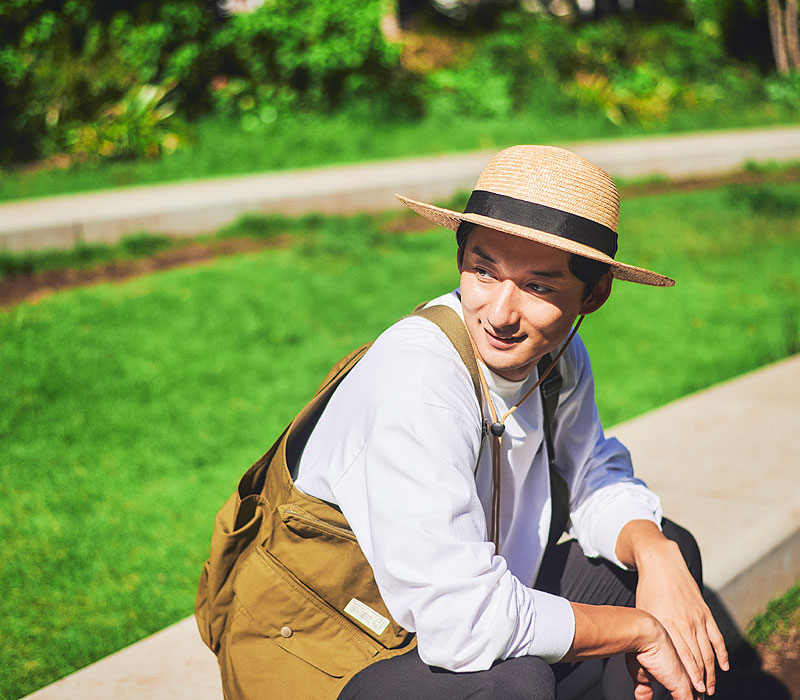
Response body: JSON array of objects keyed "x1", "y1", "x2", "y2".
[{"x1": 295, "y1": 290, "x2": 662, "y2": 671}]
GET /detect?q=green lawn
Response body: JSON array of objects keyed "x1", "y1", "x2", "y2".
[
  {"x1": 747, "y1": 581, "x2": 800, "y2": 647},
  {"x1": 2, "y1": 95, "x2": 797, "y2": 203},
  {"x1": 1, "y1": 181, "x2": 799, "y2": 698}
]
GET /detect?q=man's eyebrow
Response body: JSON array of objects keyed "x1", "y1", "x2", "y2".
[
  {"x1": 469, "y1": 244, "x2": 565, "y2": 278},
  {"x1": 470, "y1": 245, "x2": 496, "y2": 264},
  {"x1": 528, "y1": 269, "x2": 565, "y2": 279}
]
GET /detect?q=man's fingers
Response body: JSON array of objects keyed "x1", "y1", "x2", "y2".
[
  {"x1": 707, "y1": 619, "x2": 730, "y2": 671},
  {"x1": 669, "y1": 630, "x2": 706, "y2": 694},
  {"x1": 672, "y1": 614, "x2": 731, "y2": 696},
  {"x1": 696, "y1": 630, "x2": 717, "y2": 694}
]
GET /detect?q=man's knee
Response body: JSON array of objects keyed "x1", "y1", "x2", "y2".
[
  {"x1": 483, "y1": 655, "x2": 556, "y2": 700},
  {"x1": 661, "y1": 518, "x2": 702, "y2": 587},
  {"x1": 338, "y1": 650, "x2": 556, "y2": 700}
]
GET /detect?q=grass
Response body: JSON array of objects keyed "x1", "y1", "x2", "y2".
[
  {"x1": 0, "y1": 213, "x2": 312, "y2": 279},
  {"x1": 747, "y1": 582, "x2": 800, "y2": 647},
  {"x1": 1, "y1": 91, "x2": 798, "y2": 203},
  {"x1": 1, "y1": 179, "x2": 799, "y2": 699},
  {"x1": 0, "y1": 233, "x2": 177, "y2": 278}
]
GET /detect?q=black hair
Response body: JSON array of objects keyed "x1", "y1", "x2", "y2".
[
  {"x1": 567, "y1": 254, "x2": 611, "y2": 298},
  {"x1": 455, "y1": 220, "x2": 611, "y2": 298},
  {"x1": 455, "y1": 220, "x2": 474, "y2": 249}
]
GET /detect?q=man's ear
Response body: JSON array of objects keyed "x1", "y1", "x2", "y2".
[
  {"x1": 579, "y1": 272, "x2": 612, "y2": 315},
  {"x1": 456, "y1": 245, "x2": 465, "y2": 273}
]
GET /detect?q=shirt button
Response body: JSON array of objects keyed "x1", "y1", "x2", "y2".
[{"x1": 280, "y1": 626, "x2": 293, "y2": 638}]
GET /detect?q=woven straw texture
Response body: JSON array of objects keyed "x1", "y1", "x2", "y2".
[{"x1": 396, "y1": 145, "x2": 674, "y2": 287}]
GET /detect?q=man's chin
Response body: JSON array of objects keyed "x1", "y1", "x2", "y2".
[{"x1": 481, "y1": 352, "x2": 535, "y2": 382}]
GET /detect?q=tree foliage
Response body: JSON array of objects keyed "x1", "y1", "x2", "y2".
[
  {"x1": 0, "y1": 0, "x2": 797, "y2": 166},
  {"x1": 0, "y1": 0, "x2": 405, "y2": 163},
  {"x1": 0, "y1": 0, "x2": 219, "y2": 162}
]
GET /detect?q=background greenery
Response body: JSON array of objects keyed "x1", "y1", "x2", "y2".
[
  {"x1": 2, "y1": 0, "x2": 799, "y2": 198},
  {"x1": 1, "y1": 177, "x2": 799, "y2": 699}
]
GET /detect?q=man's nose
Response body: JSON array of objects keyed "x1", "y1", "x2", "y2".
[{"x1": 487, "y1": 280, "x2": 520, "y2": 330}]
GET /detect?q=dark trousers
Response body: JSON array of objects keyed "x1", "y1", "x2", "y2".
[{"x1": 337, "y1": 519, "x2": 702, "y2": 700}]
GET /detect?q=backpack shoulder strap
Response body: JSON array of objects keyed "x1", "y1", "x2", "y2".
[
  {"x1": 414, "y1": 306, "x2": 570, "y2": 547},
  {"x1": 537, "y1": 353, "x2": 570, "y2": 548},
  {"x1": 411, "y1": 304, "x2": 483, "y2": 416},
  {"x1": 537, "y1": 353, "x2": 562, "y2": 466},
  {"x1": 287, "y1": 305, "x2": 484, "y2": 482}
]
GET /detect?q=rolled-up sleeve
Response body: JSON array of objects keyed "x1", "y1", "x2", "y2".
[{"x1": 332, "y1": 398, "x2": 576, "y2": 670}]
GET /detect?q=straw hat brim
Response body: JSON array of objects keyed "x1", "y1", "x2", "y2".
[{"x1": 396, "y1": 195, "x2": 674, "y2": 287}]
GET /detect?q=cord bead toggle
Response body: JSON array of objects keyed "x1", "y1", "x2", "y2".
[{"x1": 490, "y1": 422, "x2": 505, "y2": 437}]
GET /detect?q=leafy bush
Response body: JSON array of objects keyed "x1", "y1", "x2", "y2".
[
  {"x1": 211, "y1": 0, "x2": 412, "y2": 113},
  {"x1": 558, "y1": 18, "x2": 746, "y2": 123},
  {"x1": 1, "y1": 0, "x2": 417, "y2": 161},
  {"x1": 0, "y1": 0, "x2": 217, "y2": 163},
  {"x1": 425, "y1": 59, "x2": 516, "y2": 119},
  {"x1": 1, "y1": 1, "x2": 795, "y2": 167},
  {"x1": 418, "y1": 13, "x2": 580, "y2": 119},
  {"x1": 765, "y1": 71, "x2": 800, "y2": 110},
  {"x1": 418, "y1": 12, "x2": 752, "y2": 126},
  {"x1": 67, "y1": 83, "x2": 187, "y2": 161}
]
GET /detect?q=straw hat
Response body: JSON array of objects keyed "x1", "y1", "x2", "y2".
[{"x1": 396, "y1": 145, "x2": 674, "y2": 287}]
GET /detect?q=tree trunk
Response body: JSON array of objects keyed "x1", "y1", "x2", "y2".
[
  {"x1": 785, "y1": 0, "x2": 800, "y2": 69},
  {"x1": 768, "y1": 0, "x2": 790, "y2": 73}
]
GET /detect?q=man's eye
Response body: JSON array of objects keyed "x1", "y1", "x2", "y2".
[
  {"x1": 528, "y1": 283, "x2": 550, "y2": 294},
  {"x1": 475, "y1": 267, "x2": 492, "y2": 278}
]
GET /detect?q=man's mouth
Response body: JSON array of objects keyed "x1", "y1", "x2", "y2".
[{"x1": 484, "y1": 327, "x2": 525, "y2": 348}]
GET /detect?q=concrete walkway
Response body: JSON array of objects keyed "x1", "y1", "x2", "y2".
[
  {"x1": 3, "y1": 125, "x2": 800, "y2": 252},
  {"x1": 23, "y1": 354, "x2": 800, "y2": 700}
]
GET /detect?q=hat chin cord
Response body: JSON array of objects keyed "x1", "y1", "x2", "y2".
[{"x1": 470, "y1": 315, "x2": 585, "y2": 552}]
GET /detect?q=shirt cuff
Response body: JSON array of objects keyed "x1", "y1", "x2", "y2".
[
  {"x1": 527, "y1": 590, "x2": 576, "y2": 663},
  {"x1": 592, "y1": 498, "x2": 662, "y2": 569}
]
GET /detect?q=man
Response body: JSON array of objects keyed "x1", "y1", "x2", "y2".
[{"x1": 198, "y1": 145, "x2": 728, "y2": 700}]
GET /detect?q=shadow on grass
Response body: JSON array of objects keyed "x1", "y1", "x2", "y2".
[
  {"x1": 706, "y1": 588, "x2": 792, "y2": 700},
  {"x1": 715, "y1": 643, "x2": 791, "y2": 699}
]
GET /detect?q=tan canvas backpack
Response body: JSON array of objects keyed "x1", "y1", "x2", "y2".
[
  {"x1": 195, "y1": 305, "x2": 568, "y2": 699},
  {"x1": 195, "y1": 306, "x2": 485, "y2": 699}
]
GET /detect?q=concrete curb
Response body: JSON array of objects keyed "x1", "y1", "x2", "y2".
[
  {"x1": 3, "y1": 125, "x2": 800, "y2": 252},
  {"x1": 21, "y1": 618, "x2": 222, "y2": 700},
  {"x1": 608, "y1": 354, "x2": 800, "y2": 636}
]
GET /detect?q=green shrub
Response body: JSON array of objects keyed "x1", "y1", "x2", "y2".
[
  {"x1": 0, "y1": 1, "x2": 795, "y2": 167},
  {"x1": 420, "y1": 13, "x2": 580, "y2": 120},
  {"x1": 66, "y1": 83, "x2": 187, "y2": 161},
  {"x1": 0, "y1": 0, "x2": 216, "y2": 162},
  {"x1": 419, "y1": 12, "x2": 752, "y2": 126},
  {"x1": 559, "y1": 18, "x2": 770, "y2": 124},
  {"x1": 0, "y1": 0, "x2": 417, "y2": 162},
  {"x1": 765, "y1": 71, "x2": 800, "y2": 111},
  {"x1": 211, "y1": 0, "x2": 410, "y2": 113}
]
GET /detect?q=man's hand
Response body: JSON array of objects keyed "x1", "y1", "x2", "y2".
[
  {"x1": 617, "y1": 520, "x2": 730, "y2": 696},
  {"x1": 564, "y1": 603, "x2": 698, "y2": 700},
  {"x1": 625, "y1": 640, "x2": 695, "y2": 700}
]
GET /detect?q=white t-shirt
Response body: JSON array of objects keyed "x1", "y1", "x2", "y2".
[{"x1": 295, "y1": 290, "x2": 661, "y2": 671}]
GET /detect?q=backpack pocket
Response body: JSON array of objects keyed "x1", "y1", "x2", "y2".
[
  {"x1": 231, "y1": 546, "x2": 379, "y2": 679},
  {"x1": 270, "y1": 503, "x2": 413, "y2": 649},
  {"x1": 195, "y1": 491, "x2": 266, "y2": 653}
]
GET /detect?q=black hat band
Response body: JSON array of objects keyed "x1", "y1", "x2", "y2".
[{"x1": 464, "y1": 190, "x2": 619, "y2": 258}]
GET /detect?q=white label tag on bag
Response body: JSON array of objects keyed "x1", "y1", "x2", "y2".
[{"x1": 344, "y1": 598, "x2": 390, "y2": 635}]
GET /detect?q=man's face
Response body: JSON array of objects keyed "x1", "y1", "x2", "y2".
[{"x1": 458, "y1": 226, "x2": 609, "y2": 382}]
